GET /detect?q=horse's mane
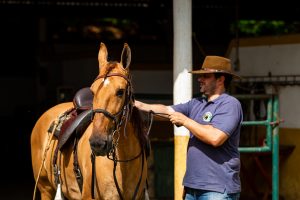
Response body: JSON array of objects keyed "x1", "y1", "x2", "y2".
[{"x1": 130, "y1": 106, "x2": 148, "y2": 151}]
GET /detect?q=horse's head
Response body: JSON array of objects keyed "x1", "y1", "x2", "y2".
[{"x1": 89, "y1": 42, "x2": 133, "y2": 156}]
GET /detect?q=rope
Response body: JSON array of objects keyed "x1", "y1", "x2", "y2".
[{"x1": 33, "y1": 120, "x2": 58, "y2": 200}]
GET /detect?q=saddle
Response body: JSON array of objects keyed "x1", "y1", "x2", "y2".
[
  {"x1": 53, "y1": 87, "x2": 94, "y2": 149},
  {"x1": 50, "y1": 87, "x2": 93, "y2": 190}
]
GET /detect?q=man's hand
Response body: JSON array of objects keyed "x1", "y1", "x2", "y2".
[
  {"x1": 134, "y1": 100, "x2": 143, "y2": 109},
  {"x1": 169, "y1": 112, "x2": 189, "y2": 127}
]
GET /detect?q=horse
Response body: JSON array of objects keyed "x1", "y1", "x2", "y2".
[{"x1": 31, "y1": 42, "x2": 149, "y2": 200}]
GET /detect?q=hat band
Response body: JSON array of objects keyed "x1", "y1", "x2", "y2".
[{"x1": 202, "y1": 68, "x2": 231, "y2": 74}]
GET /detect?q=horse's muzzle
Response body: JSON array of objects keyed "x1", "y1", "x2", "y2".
[{"x1": 89, "y1": 134, "x2": 113, "y2": 156}]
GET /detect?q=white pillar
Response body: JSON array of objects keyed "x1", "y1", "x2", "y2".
[{"x1": 173, "y1": 0, "x2": 192, "y2": 199}]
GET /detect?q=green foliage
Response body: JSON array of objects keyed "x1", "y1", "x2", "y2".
[{"x1": 230, "y1": 20, "x2": 300, "y2": 37}]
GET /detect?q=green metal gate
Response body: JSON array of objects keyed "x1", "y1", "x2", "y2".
[{"x1": 237, "y1": 94, "x2": 281, "y2": 200}]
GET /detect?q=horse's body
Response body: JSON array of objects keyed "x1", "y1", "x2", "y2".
[{"x1": 31, "y1": 43, "x2": 148, "y2": 200}]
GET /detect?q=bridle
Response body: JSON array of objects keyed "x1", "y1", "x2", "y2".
[
  {"x1": 93, "y1": 73, "x2": 132, "y2": 124},
  {"x1": 90, "y1": 72, "x2": 145, "y2": 200},
  {"x1": 92, "y1": 73, "x2": 134, "y2": 152}
]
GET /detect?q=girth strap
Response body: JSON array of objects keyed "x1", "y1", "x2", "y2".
[{"x1": 73, "y1": 137, "x2": 83, "y2": 192}]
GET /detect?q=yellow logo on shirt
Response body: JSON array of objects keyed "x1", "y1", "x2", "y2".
[{"x1": 203, "y1": 112, "x2": 212, "y2": 122}]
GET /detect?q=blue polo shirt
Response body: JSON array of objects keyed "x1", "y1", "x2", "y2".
[{"x1": 172, "y1": 93, "x2": 243, "y2": 194}]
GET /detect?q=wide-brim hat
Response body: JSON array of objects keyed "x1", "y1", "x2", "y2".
[{"x1": 189, "y1": 56, "x2": 241, "y2": 79}]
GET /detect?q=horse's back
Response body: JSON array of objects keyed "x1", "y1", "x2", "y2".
[{"x1": 31, "y1": 102, "x2": 73, "y2": 149}]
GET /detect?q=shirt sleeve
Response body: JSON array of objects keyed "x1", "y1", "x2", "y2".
[{"x1": 171, "y1": 99, "x2": 196, "y2": 116}]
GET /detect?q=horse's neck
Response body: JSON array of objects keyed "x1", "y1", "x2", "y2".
[{"x1": 116, "y1": 123, "x2": 141, "y2": 158}]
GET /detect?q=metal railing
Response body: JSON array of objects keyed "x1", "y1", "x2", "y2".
[{"x1": 236, "y1": 94, "x2": 280, "y2": 200}]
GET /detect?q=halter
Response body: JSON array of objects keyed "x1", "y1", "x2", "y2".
[{"x1": 90, "y1": 72, "x2": 144, "y2": 200}]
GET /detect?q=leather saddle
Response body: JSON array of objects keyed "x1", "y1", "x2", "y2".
[{"x1": 56, "y1": 87, "x2": 94, "y2": 150}]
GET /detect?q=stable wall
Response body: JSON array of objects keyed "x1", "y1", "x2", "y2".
[
  {"x1": 227, "y1": 34, "x2": 300, "y2": 129},
  {"x1": 227, "y1": 34, "x2": 300, "y2": 199}
]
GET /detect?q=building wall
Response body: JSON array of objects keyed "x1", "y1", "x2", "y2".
[{"x1": 227, "y1": 34, "x2": 300, "y2": 199}]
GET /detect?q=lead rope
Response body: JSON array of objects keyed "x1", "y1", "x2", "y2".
[{"x1": 33, "y1": 120, "x2": 58, "y2": 200}]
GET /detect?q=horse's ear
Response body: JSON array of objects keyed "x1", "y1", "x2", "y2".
[
  {"x1": 98, "y1": 42, "x2": 108, "y2": 71},
  {"x1": 120, "y1": 43, "x2": 131, "y2": 70}
]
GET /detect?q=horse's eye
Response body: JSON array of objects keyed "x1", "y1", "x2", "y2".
[{"x1": 116, "y1": 89, "x2": 125, "y2": 97}]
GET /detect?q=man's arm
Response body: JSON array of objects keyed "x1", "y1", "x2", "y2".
[
  {"x1": 134, "y1": 100, "x2": 175, "y2": 115},
  {"x1": 169, "y1": 112, "x2": 229, "y2": 147},
  {"x1": 136, "y1": 100, "x2": 229, "y2": 147}
]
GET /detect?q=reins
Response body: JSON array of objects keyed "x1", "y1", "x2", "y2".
[
  {"x1": 146, "y1": 110, "x2": 170, "y2": 136},
  {"x1": 112, "y1": 150, "x2": 145, "y2": 200}
]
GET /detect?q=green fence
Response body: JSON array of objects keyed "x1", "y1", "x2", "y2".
[{"x1": 237, "y1": 94, "x2": 280, "y2": 200}]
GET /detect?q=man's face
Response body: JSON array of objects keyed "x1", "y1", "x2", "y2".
[{"x1": 197, "y1": 73, "x2": 217, "y2": 96}]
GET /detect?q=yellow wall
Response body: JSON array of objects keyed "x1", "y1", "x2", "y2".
[
  {"x1": 279, "y1": 128, "x2": 300, "y2": 200},
  {"x1": 239, "y1": 127, "x2": 299, "y2": 199}
]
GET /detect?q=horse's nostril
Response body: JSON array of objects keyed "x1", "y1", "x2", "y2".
[
  {"x1": 89, "y1": 134, "x2": 108, "y2": 156},
  {"x1": 89, "y1": 132, "x2": 114, "y2": 156}
]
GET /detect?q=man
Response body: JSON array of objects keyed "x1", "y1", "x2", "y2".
[{"x1": 135, "y1": 56, "x2": 243, "y2": 200}]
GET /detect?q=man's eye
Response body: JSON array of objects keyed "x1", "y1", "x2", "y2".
[{"x1": 116, "y1": 89, "x2": 125, "y2": 97}]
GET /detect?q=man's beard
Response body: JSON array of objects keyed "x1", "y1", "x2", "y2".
[{"x1": 200, "y1": 83, "x2": 217, "y2": 96}]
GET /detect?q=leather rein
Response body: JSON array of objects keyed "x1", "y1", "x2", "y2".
[{"x1": 91, "y1": 72, "x2": 145, "y2": 200}]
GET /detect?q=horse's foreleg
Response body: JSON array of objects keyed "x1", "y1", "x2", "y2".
[
  {"x1": 81, "y1": 177, "x2": 94, "y2": 200},
  {"x1": 36, "y1": 176, "x2": 56, "y2": 200}
]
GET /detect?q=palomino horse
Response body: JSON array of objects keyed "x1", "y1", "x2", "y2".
[{"x1": 31, "y1": 43, "x2": 149, "y2": 200}]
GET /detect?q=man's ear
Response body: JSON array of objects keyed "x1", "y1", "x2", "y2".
[{"x1": 217, "y1": 75, "x2": 225, "y2": 84}]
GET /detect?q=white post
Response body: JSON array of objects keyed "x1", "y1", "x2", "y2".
[{"x1": 173, "y1": 0, "x2": 192, "y2": 199}]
